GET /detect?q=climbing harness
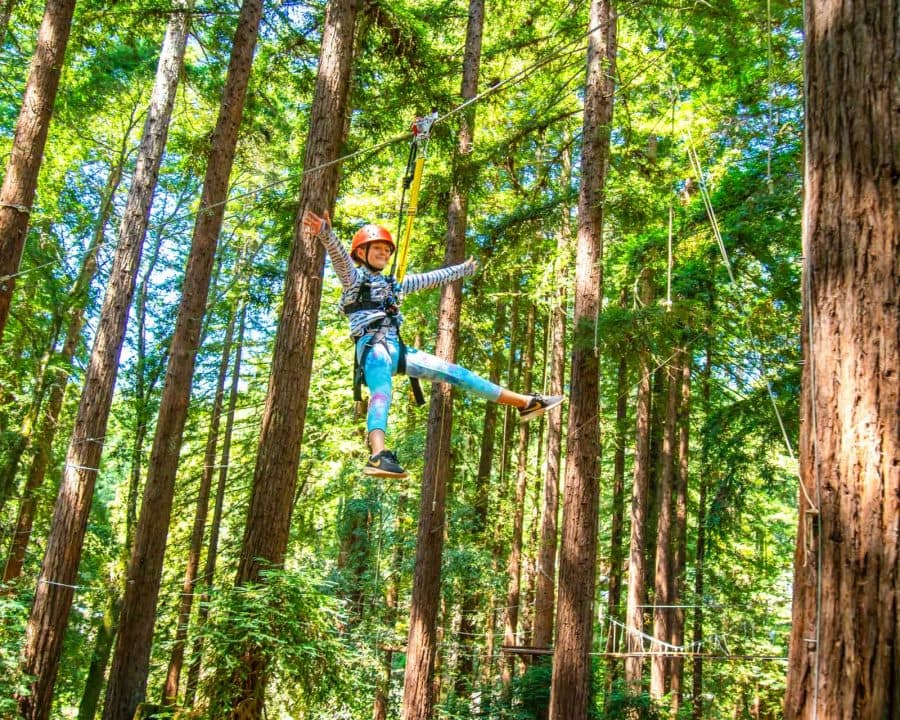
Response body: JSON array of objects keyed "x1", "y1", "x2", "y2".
[
  {"x1": 391, "y1": 112, "x2": 438, "y2": 283},
  {"x1": 345, "y1": 272, "x2": 425, "y2": 407}
]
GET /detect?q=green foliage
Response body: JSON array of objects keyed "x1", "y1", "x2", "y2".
[
  {"x1": 0, "y1": 592, "x2": 32, "y2": 716},
  {"x1": 602, "y1": 682, "x2": 666, "y2": 720},
  {"x1": 196, "y1": 566, "x2": 352, "y2": 717}
]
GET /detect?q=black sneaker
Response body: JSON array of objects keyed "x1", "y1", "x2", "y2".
[
  {"x1": 518, "y1": 394, "x2": 564, "y2": 422},
  {"x1": 363, "y1": 450, "x2": 409, "y2": 478}
]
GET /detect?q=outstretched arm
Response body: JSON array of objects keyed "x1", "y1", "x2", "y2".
[
  {"x1": 401, "y1": 256, "x2": 478, "y2": 293},
  {"x1": 302, "y1": 210, "x2": 359, "y2": 289}
]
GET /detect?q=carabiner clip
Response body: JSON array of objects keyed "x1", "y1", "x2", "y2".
[{"x1": 411, "y1": 111, "x2": 438, "y2": 142}]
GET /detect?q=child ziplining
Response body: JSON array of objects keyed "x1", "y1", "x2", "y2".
[{"x1": 303, "y1": 209, "x2": 563, "y2": 479}]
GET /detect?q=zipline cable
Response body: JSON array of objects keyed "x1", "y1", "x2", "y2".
[
  {"x1": 685, "y1": 136, "x2": 807, "y2": 513},
  {"x1": 142, "y1": 17, "x2": 618, "y2": 238}
]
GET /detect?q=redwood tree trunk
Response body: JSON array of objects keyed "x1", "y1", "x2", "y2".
[
  {"x1": 75, "y1": 270, "x2": 165, "y2": 720},
  {"x1": 17, "y1": 12, "x2": 190, "y2": 718},
  {"x1": 784, "y1": 0, "x2": 898, "y2": 716},
  {"x1": 670, "y1": 353, "x2": 690, "y2": 712},
  {"x1": 604, "y1": 348, "x2": 628, "y2": 689},
  {"x1": 651, "y1": 358, "x2": 680, "y2": 698},
  {"x1": 162, "y1": 304, "x2": 237, "y2": 704},
  {"x1": 228, "y1": 0, "x2": 358, "y2": 714},
  {"x1": 0, "y1": 0, "x2": 76, "y2": 342},
  {"x1": 401, "y1": 2, "x2": 483, "y2": 718},
  {"x1": 548, "y1": 1, "x2": 615, "y2": 717},
  {"x1": 103, "y1": 2, "x2": 262, "y2": 716},
  {"x1": 503, "y1": 303, "x2": 536, "y2": 683},
  {"x1": 692, "y1": 343, "x2": 712, "y2": 720},
  {"x1": 532, "y1": 148, "x2": 571, "y2": 655}
]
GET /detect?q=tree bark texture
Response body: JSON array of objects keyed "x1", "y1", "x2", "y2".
[
  {"x1": 604, "y1": 351, "x2": 628, "y2": 688},
  {"x1": 670, "y1": 354, "x2": 690, "y2": 712},
  {"x1": 785, "y1": 0, "x2": 898, "y2": 717},
  {"x1": 17, "y1": 12, "x2": 190, "y2": 719},
  {"x1": 651, "y1": 359, "x2": 681, "y2": 698},
  {"x1": 401, "y1": 2, "x2": 483, "y2": 719},
  {"x1": 625, "y1": 271, "x2": 653, "y2": 691},
  {"x1": 162, "y1": 305, "x2": 237, "y2": 704},
  {"x1": 533, "y1": 148, "x2": 571, "y2": 655},
  {"x1": 103, "y1": 2, "x2": 261, "y2": 717},
  {"x1": 75, "y1": 265, "x2": 166, "y2": 720},
  {"x1": 692, "y1": 343, "x2": 712, "y2": 720},
  {"x1": 0, "y1": 0, "x2": 76, "y2": 342},
  {"x1": 548, "y1": 2, "x2": 615, "y2": 718},
  {"x1": 229, "y1": 0, "x2": 358, "y2": 715},
  {"x1": 76, "y1": 585, "x2": 122, "y2": 720}
]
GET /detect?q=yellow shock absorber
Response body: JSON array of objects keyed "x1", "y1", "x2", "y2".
[{"x1": 395, "y1": 153, "x2": 425, "y2": 283}]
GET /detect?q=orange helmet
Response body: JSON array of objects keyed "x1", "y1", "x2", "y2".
[{"x1": 351, "y1": 224, "x2": 395, "y2": 259}]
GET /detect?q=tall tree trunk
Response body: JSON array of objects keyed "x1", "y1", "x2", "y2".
[
  {"x1": 184, "y1": 303, "x2": 246, "y2": 706},
  {"x1": 17, "y1": 11, "x2": 190, "y2": 718},
  {"x1": 75, "y1": 259, "x2": 165, "y2": 720},
  {"x1": 548, "y1": 2, "x2": 615, "y2": 718},
  {"x1": 77, "y1": 585, "x2": 122, "y2": 720},
  {"x1": 692, "y1": 343, "x2": 711, "y2": 720},
  {"x1": 650, "y1": 358, "x2": 680, "y2": 698},
  {"x1": 604, "y1": 347, "x2": 629, "y2": 689},
  {"x1": 625, "y1": 272, "x2": 653, "y2": 691},
  {"x1": 0, "y1": 0, "x2": 77, "y2": 342},
  {"x1": 455, "y1": 298, "x2": 506, "y2": 698},
  {"x1": 483, "y1": 295, "x2": 520, "y2": 696},
  {"x1": 103, "y1": 2, "x2": 262, "y2": 716},
  {"x1": 162, "y1": 305, "x2": 238, "y2": 704},
  {"x1": 228, "y1": 0, "x2": 358, "y2": 715},
  {"x1": 402, "y1": 2, "x2": 484, "y2": 718},
  {"x1": 533, "y1": 147, "x2": 571, "y2": 655},
  {"x1": 3, "y1": 150, "x2": 126, "y2": 583},
  {"x1": 644, "y1": 368, "x2": 663, "y2": 597},
  {"x1": 670, "y1": 353, "x2": 690, "y2": 712},
  {"x1": 785, "y1": 0, "x2": 898, "y2": 716},
  {"x1": 503, "y1": 303, "x2": 536, "y2": 682}
]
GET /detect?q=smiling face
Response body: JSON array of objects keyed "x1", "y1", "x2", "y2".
[{"x1": 357, "y1": 240, "x2": 393, "y2": 271}]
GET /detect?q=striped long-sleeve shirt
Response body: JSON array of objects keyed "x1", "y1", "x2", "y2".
[{"x1": 318, "y1": 227, "x2": 476, "y2": 338}]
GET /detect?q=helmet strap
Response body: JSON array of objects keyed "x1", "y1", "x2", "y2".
[{"x1": 360, "y1": 245, "x2": 381, "y2": 273}]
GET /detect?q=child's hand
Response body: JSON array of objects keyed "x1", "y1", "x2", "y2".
[
  {"x1": 462, "y1": 255, "x2": 479, "y2": 275},
  {"x1": 302, "y1": 209, "x2": 330, "y2": 237}
]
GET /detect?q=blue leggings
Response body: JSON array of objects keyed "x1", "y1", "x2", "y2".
[{"x1": 357, "y1": 335, "x2": 502, "y2": 433}]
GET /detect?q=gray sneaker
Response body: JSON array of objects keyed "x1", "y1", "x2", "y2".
[
  {"x1": 363, "y1": 450, "x2": 409, "y2": 478},
  {"x1": 518, "y1": 394, "x2": 564, "y2": 422}
]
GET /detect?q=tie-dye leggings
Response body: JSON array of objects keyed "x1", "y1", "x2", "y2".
[{"x1": 357, "y1": 334, "x2": 502, "y2": 433}]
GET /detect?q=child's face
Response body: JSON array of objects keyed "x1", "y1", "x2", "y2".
[{"x1": 362, "y1": 241, "x2": 393, "y2": 271}]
